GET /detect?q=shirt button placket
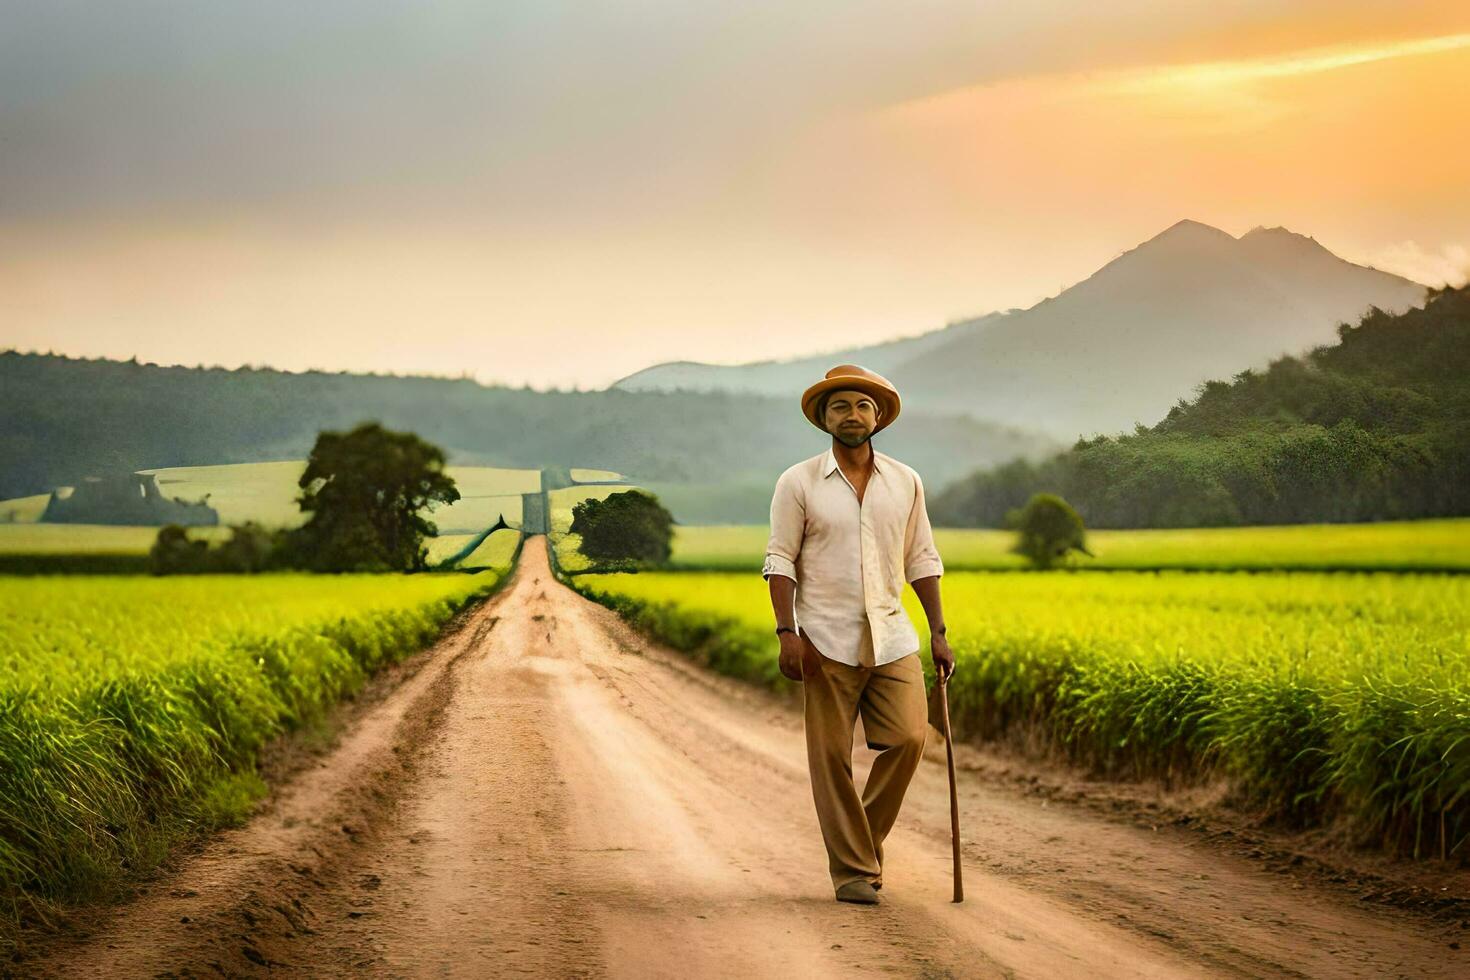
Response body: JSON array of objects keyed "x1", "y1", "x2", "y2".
[{"x1": 859, "y1": 490, "x2": 880, "y2": 666}]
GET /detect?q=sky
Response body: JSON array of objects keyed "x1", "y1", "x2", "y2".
[{"x1": 2, "y1": 1, "x2": 1468, "y2": 390}]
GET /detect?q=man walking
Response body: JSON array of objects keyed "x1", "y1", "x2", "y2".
[{"x1": 763, "y1": 364, "x2": 954, "y2": 905}]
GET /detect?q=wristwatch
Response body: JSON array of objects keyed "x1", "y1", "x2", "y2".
[{"x1": 775, "y1": 626, "x2": 796, "y2": 636}]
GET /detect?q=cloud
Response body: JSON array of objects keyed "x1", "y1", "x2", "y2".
[
  {"x1": 3, "y1": 2, "x2": 1468, "y2": 385},
  {"x1": 4, "y1": 1, "x2": 1468, "y2": 226},
  {"x1": 1366, "y1": 241, "x2": 1470, "y2": 288},
  {"x1": 1100, "y1": 31, "x2": 1470, "y2": 92}
]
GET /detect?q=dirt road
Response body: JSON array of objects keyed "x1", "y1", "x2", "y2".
[{"x1": 23, "y1": 535, "x2": 1466, "y2": 978}]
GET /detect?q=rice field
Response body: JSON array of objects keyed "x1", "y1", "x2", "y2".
[
  {"x1": 668, "y1": 518, "x2": 1470, "y2": 573},
  {"x1": 0, "y1": 523, "x2": 504, "y2": 575},
  {"x1": 445, "y1": 528, "x2": 523, "y2": 571},
  {"x1": 567, "y1": 567, "x2": 1470, "y2": 861},
  {"x1": 0, "y1": 570, "x2": 506, "y2": 942}
]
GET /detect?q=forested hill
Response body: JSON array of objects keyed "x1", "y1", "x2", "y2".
[
  {"x1": 930, "y1": 285, "x2": 1470, "y2": 528},
  {"x1": 0, "y1": 352, "x2": 1054, "y2": 503}
]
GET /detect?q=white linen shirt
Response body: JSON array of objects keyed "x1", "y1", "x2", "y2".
[{"x1": 762, "y1": 447, "x2": 944, "y2": 668}]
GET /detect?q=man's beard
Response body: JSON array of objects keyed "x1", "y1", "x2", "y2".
[{"x1": 834, "y1": 427, "x2": 871, "y2": 447}]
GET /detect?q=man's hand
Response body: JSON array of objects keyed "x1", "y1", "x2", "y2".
[
  {"x1": 778, "y1": 632, "x2": 814, "y2": 682},
  {"x1": 931, "y1": 632, "x2": 955, "y2": 682}
]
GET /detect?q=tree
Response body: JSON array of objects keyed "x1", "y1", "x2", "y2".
[
  {"x1": 149, "y1": 524, "x2": 211, "y2": 574},
  {"x1": 214, "y1": 521, "x2": 281, "y2": 572},
  {"x1": 1007, "y1": 492, "x2": 1093, "y2": 570},
  {"x1": 149, "y1": 521, "x2": 286, "y2": 574},
  {"x1": 570, "y1": 490, "x2": 674, "y2": 570},
  {"x1": 282, "y1": 422, "x2": 460, "y2": 572}
]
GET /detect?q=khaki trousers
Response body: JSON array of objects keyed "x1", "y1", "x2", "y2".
[{"x1": 800, "y1": 628, "x2": 929, "y2": 892}]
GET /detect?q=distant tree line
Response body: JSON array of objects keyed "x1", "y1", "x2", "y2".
[
  {"x1": 932, "y1": 285, "x2": 1470, "y2": 527},
  {"x1": 0, "y1": 350, "x2": 1023, "y2": 510}
]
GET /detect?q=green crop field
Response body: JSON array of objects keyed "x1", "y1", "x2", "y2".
[
  {"x1": 668, "y1": 518, "x2": 1470, "y2": 573},
  {"x1": 0, "y1": 569, "x2": 508, "y2": 943},
  {"x1": 0, "y1": 524, "x2": 231, "y2": 555},
  {"x1": 429, "y1": 527, "x2": 524, "y2": 571},
  {"x1": 0, "y1": 524, "x2": 238, "y2": 573},
  {"x1": 0, "y1": 522, "x2": 500, "y2": 574},
  {"x1": 142, "y1": 461, "x2": 536, "y2": 533},
  {"x1": 0, "y1": 463, "x2": 538, "y2": 572},
  {"x1": 0, "y1": 495, "x2": 49, "y2": 524},
  {"x1": 425, "y1": 533, "x2": 481, "y2": 566},
  {"x1": 144, "y1": 461, "x2": 315, "y2": 527},
  {"x1": 452, "y1": 528, "x2": 523, "y2": 571},
  {"x1": 567, "y1": 567, "x2": 1470, "y2": 861}
]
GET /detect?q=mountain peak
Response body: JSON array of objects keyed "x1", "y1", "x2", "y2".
[
  {"x1": 1133, "y1": 219, "x2": 1237, "y2": 253},
  {"x1": 1159, "y1": 218, "x2": 1232, "y2": 239},
  {"x1": 1167, "y1": 218, "x2": 1227, "y2": 234}
]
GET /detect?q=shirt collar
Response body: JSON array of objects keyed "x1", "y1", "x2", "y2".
[{"x1": 823, "y1": 446, "x2": 882, "y2": 477}]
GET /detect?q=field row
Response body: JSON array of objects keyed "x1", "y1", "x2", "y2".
[
  {"x1": 8, "y1": 511, "x2": 1467, "y2": 576},
  {"x1": 666, "y1": 518, "x2": 1470, "y2": 572}
]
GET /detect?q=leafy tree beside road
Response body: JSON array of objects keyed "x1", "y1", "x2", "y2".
[
  {"x1": 283, "y1": 422, "x2": 460, "y2": 572},
  {"x1": 571, "y1": 490, "x2": 674, "y2": 571}
]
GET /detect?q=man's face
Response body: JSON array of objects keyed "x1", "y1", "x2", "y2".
[{"x1": 824, "y1": 389, "x2": 880, "y2": 447}]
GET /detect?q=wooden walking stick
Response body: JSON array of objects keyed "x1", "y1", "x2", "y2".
[{"x1": 937, "y1": 671, "x2": 964, "y2": 902}]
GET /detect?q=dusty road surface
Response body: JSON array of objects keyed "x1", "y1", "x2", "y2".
[{"x1": 22, "y1": 535, "x2": 1467, "y2": 979}]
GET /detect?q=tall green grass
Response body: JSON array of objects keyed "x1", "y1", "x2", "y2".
[
  {"x1": 0, "y1": 571, "x2": 505, "y2": 947},
  {"x1": 568, "y1": 569, "x2": 1470, "y2": 862}
]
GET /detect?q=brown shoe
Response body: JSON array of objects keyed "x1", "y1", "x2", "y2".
[{"x1": 835, "y1": 879, "x2": 880, "y2": 904}]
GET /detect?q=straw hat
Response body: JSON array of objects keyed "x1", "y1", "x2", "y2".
[{"x1": 801, "y1": 364, "x2": 902, "y2": 435}]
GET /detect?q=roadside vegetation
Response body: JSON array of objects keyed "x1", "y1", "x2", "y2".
[
  {"x1": 0, "y1": 570, "x2": 509, "y2": 947},
  {"x1": 0, "y1": 423, "x2": 527, "y2": 951},
  {"x1": 567, "y1": 565, "x2": 1470, "y2": 864}
]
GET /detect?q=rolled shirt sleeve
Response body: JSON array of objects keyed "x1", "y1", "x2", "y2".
[
  {"x1": 903, "y1": 473, "x2": 944, "y2": 583},
  {"x1": 762, "y1": 469, "x2": 802, "y2": 582}
]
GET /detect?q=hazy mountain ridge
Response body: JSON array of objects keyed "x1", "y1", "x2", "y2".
[
  {"x1": 930, "y1": 284, "x2": 1470, "y2": 528},
  {"x1": 609, "y1": 311, "x2": 1011, "y2": 397},
  {"x1": 609, "y1": 220, "x2": 1426, "y2": 441}
]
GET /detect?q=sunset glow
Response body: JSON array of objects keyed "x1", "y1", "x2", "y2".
[{"x1": 2, "y1": 4, "x2": 1467, "y2": 388}]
